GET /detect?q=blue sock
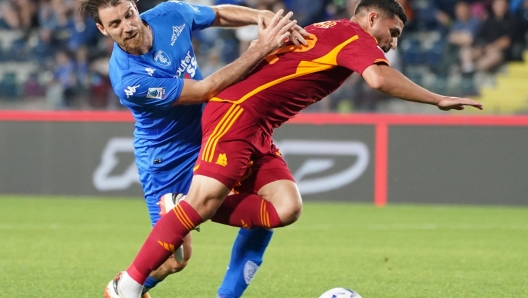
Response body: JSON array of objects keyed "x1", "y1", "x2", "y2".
[
  {"x1": 217, "y1": 228, "x2": 273, "y2": 298},
  {"x1": 142, "y1": 276, "x2": 161, "y2": 294}
]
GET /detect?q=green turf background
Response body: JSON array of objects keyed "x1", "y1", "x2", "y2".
[{"x1": 1, "y1": 197, "x2": 527, "y2": 297}]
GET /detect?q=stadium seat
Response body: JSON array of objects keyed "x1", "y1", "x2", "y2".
[{"x1": 0, "y1": 72, "x2": 20, "y2": 99}]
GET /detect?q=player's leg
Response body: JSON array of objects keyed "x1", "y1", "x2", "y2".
[
  {"x1": 215, "y1": 143, "x2": 300, "y2": 298},
  {"x1": 141, "y1": 190, "x2": 194, "y2": 295},
  {"x1": 256, "y1": 179, "x2": 302, "y2": 226},
  {"x1": 107, "y1": 175, "x2": 231, "y2": 298},
  {"x1": 113, "y1": 170, "x2": 195, "y2": 297},
  {"x1": 216, "y1": 228, "x2": 273, "y2": 298},
  {"x1": 142, "y1": 233, "x2": 192, "y2": 294},
  {"x1": 211, "y1": 134, "x2": 302, "y2": 229}
]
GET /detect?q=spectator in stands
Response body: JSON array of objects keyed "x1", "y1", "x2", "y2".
[
  {"x1": 449, "y1": 2, "x2": 481, "y2": 52},
  {"x1": 33, "y1": 0, "x2": 73, "y2": 63},
  {"x1": 0, "y1": 0, "x2": 37, "y2": 30},
  {"x1": 510, "y1": 0, "x2": 528, "y2": 37},
  {"x1": 460, "y1": 0, "x2": 524, "y2": 89},
  {"x1": 68, "y1": 12, "x2": 98, "y2": 51},
  {"x1": 23, "y1": 72, "x2": 46, "y2": 98},
  {"x1": 438, "y1": 1, "x2": 481, "y2": 78},
  {"x1": 47, "y1": 49, "x2": 77, "y2": 108},
  {"x1": 284, "y1": 0, "x2": 328, "y2": 27},
  {"x1": 396, "y1": 0, "x2": 417, "y2": 32}
]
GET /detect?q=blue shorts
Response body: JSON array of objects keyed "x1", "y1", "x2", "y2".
[{"x1": 139, "y1": 167, "x2": 193, "y2": 226}]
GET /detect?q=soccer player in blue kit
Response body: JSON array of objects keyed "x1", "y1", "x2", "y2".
[{"x1": 77, "y1": 0, "x2": 308, "y2": 297}]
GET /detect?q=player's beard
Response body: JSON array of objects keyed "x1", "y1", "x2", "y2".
[
  {"x1": 120, "y1": 27, "x2": 145, "y2": 54},
  {"x1": 380, "y1": 45, "x2": 390, "y2": 53}
]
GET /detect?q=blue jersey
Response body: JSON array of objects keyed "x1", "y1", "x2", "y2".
[
  {"x1": 109, "y1": 1, "x2": 216, "y2": 224},
  {"x1": 109, "y1": 1, "x2": 215, "y2": 176}
]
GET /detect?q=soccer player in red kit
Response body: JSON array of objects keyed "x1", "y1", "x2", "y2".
[{"x1": 112, "y1": 1, "x2": 483, "y2": 296}]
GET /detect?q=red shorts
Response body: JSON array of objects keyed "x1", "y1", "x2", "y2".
[{"x1": 194, "y1": 101, "x2": 294, "y2": 193}]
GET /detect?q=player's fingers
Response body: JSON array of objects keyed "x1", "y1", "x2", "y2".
[
  {"x1": 278, "y1": 19, "x2": 297, "y2": 36},
  {"x1": 258, "y1": 15, "x2": 264, "y2": 31},
  {"x1": 279, "y1": 32, "x2": 292, "y2": 46},
  {"x1": 291, "y1": 30, "x2": 307, "y2": 46},
  {"x1": 269, "y1": 9, "x2": 284, "y2": 27},
  {"x1": 294, "y1": 25, "x2": 310, "y2": 37},
  {"x1": 290, "y1": 35, "x2": 300, "y2": 46},
  {"x1": 274, "y1": 11, "x2": 294, "y2": 32},
  {"x1": 462, "y1": 98, "x2": 483, "y2": 110}
]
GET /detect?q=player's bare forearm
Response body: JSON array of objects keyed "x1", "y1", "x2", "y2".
[
  {"x1": 210, "y1": 5, "x2": 266, "y2": 27},
  {"x1": 362, "y1": 64, "x2": 482, "y2": 111},
  {"x1": 175, "y1": 10, "x2": 295, "y2": 105},
  {"x1": 366, "y1": 65, "x2": 442, "y2": 105},
  {"x1": 210, "y1": 5, "x2": 309, "y2": 45},
  {"x1": 202, "y1": 46, "x2": 271, "y2": 98}
]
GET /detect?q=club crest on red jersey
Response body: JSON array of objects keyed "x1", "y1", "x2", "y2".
[{"x1": 313, "y1": 21, "x2": 337, "y2": 29}]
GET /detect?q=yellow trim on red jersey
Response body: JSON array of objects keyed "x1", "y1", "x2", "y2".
[
  {"x1": 210, "y1": 35, "x2": 359, "y2": 105},
  {"x1": 312, "y1": 35, "x2": 358, "y2": 65},
  {"x1": 202, "y1": 104, "x2": 244, "y2": 163},
  {"x1": 374, "y1": 58, "x2": 390, "y2": 65}
]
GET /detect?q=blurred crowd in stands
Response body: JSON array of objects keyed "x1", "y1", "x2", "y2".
[{"x1": 0, "y1": 0, "x2": 527, "y2": 112}]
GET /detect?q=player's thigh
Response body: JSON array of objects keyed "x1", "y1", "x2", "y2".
[{"x1": 193, "y1": 103, "x2": 261, "y2": 216}]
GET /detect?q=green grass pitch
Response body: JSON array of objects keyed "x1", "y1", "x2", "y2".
[{"x1": 1, "y1": 196, "x2": 527, "y2": 298}]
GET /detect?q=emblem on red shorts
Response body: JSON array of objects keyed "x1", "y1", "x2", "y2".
[{"x1": 216, "y1": 153, "x2": 228, "y2": 167}]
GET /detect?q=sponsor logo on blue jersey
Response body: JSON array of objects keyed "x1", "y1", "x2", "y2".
[
  {"x1": 175, "y1": 51, "x2": 197, "y2": 78},
  {"x1": 154, "y1": 50, "x2": 171, "y2": 66},
  {"x1": 171, "y1": 24, "x2": 186, "y2": 46},
  {"x1": 145, "y1": 67, "x2": 155, "y2": 76},
  {"x1": 124, "y1": 85, "x2": 140, "y2": 98},
  {"x1": 146, "y1": 87, "x2": 166, "y2": 99}
]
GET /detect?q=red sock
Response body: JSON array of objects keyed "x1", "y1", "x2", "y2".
[
  {"x1": 127, "y1": 201, "x2": 202, "y2": 284},
  {"x1": 211, "y1": 193, "x2": 283, "y2": 229}
]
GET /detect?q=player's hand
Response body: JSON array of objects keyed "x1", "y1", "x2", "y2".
[
  {"x1": 255, "y1": 9, "x2": 297, "y2": 54},
  {"x1": 437, "y1": 96, "x2": 483, "y2": 111},
  {"x1": 260, "y1": 10, "x2": 310, "y2": 46}
]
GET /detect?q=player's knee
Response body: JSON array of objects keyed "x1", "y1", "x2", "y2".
[
  {"x1": 186, "y1": 175, "x2": 231, "y2": 219},
  {"x1": 276, "y1": 194, "x2": 303, "y2": 226}
]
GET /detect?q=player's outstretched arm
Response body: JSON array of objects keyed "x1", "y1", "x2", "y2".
[
  {"x1": 210, "y1": 5, "x2": 309, "y2": 46},
  {"x1": 362, "y1": 64, "x2": 483, "y2": 111},
  {"x1": 175, "y1": 10, "x2": 295, "y2": 106}
]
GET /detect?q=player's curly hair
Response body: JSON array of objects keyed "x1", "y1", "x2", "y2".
[
  {"x1": 77, "y1": 0, "x2": 137, "y2": 25},
  {"x1": 354, "y1": 0, "x2": 407, "y2": 25}
]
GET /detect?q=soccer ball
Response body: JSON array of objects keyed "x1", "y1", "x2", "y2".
[{"x1": 318, "y1": 287, "x2": 363, "y2": 298}]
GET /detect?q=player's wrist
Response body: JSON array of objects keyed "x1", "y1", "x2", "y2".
[{"x1": 245, "y1": 42, "x2": 272, "y2": 59}]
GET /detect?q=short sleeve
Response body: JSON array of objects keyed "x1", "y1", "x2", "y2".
[
  {"x1": 166, "y1": 1, "x2": 216, "y2": 31},
  {"x1": 336, "y1": 33, "x2": 389, "y2": 75},
  {"x1": 115, "y1": 74, "x2": 185, "y2": 108}
]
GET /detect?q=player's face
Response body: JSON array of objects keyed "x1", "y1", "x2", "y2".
[
  {"x1": 368, "y1": 13, "x2": 403, "y2": 53},
  {"x1": 96, "y1": 0, "x2": 150, "y2": 55}
]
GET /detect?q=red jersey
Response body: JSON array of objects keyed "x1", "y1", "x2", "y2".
[{"x1": 211, "y1": 19, "x2": 389, "y2": 133}]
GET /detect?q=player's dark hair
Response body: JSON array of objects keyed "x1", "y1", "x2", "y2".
[
  {"x1": 354, "y1": 0, "x2": 407, "y2": 25},
  {"x1": 77, "y1": 0, "x2": 136, "y2": 25}
]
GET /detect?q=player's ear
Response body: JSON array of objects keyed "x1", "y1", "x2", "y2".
[
  {"x1": 368, "y1": 11, "x2": 378, "y2": 27},
  {"x1": 96, "y1": 23, "x2": 108, "y2": 36}
]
